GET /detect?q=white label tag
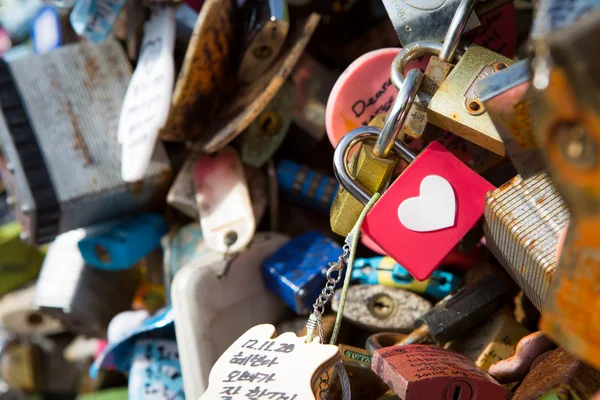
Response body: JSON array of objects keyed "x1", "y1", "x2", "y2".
[
  {"x1": 195, "y1": 147, "x2": 256, "y2": 254},
  {"x1": 199, "y1": 324, "x2": 340, "y2": 400},
  {"x1": 120, "y1": 7, "x2": 175, "y2": 182}
]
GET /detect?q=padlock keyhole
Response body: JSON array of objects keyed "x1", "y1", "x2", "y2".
[
  {"x1": 453, "y1": 386, "x2": 461, "y2": 400},
  {"x1": 261, "y1": 116, "x2": 275, "y2": 132}
]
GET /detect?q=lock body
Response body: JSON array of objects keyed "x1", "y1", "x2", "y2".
[
  {"x1": 428, "y1": 45, "x2": 513, "y2": 156},
  {"x1": 512, "y1": 347, "x2": 600, "y2": 400},
  {"x1": 330, "y1": 142, "x2": 399, "y2": 236},
  {"x1": 262, "y1": 231, "x2": 343, "y2": 315},
  {"x1": 0, "y1": 38, "x2": 172, "y2": 245},
  {"x1": 372, "y1": 345, "x2": 507, "y2": 400},
  {"x1": 33, "y1": 229, "x2": 142, "y2": 338},
  {"x1": 78, "y1": 213, "x2": 168, "y2": 271},
  {"x1": 484, "y1": 173, "x2": 568, "y2": 311},
  {"x1": 361, "y1": 141, "x2": 495, "y2": 281},
  {"x1": 331, "y1": 284, "x2": 431, "y2": 333}
]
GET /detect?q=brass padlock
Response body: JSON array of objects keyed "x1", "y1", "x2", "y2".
[
  {"x1": 330, "y1": 68, "x2": 424, "y2": 236},
  {"x1": 428, "y1": 45, "x2": 513, "y2": 155}
]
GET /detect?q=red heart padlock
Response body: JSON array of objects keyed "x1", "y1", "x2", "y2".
[{"x1": 334, "y1": 127, "x2": 495, "y2": 281}]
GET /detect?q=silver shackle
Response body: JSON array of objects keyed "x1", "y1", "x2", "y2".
[
  {"x1": 333, "y1": 126, "x2": 417, "y2": 206},
  {"x1": 373, "y1": 68, "x2": 423, "y2": 158}
]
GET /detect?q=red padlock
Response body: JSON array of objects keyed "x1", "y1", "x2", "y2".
[{"x1": 334, "y1": 126, "x2": 495, "y2": 281}]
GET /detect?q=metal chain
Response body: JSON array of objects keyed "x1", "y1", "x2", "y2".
[{"x1": 305, "y1": 238, "x2": 351, "y2": 400}]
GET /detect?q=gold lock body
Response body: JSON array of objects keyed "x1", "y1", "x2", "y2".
[
  {"x1": 330, "y1": 116, "x2": 399, "y2": 236},
  {"x1": 428, "y1": 45, "x2": 513, "y2": 156}
]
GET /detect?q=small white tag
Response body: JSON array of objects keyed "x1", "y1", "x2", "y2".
[
  {"x1": 199, "y1": 324, "x2": 340, "y2": 400},
  {"x1": 397, "y1": 175, "x2": 456, "y2": 232},
  {"x1": 120, "y1": 7, "x2": 175, "y2": 182},
  {"x1": 195, "y1": 147, "x2": 256, "y2": 254}
]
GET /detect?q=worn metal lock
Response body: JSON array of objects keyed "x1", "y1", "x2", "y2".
[
  {"x1": 335, "y1": 127, "x2": 495, "y2": 280},
  {"x1": 484, "y1": 173, "x2": 569, "y2": 311},
  {"x1": 331, "y1": 284, "x2": 432, "y2": 333},
  {"x1": 480, "y1": 60, "x2": 545, "y2": 178},
  {"x1": 262, "y1": 231, "x2": 343, "y2": 315},
  {"x1": 512, "y1": 347, "x2": 600, "y2": 400},
  {"x1": 0, "y1": 38, "x2": 172, "y2": 245},
  {"x1": 447, "y1": 309, "x2": 530, "y2": 389},
  {"x1": 527, "y1": 9, "x2": 600, "y2": 368},
  {"x1": 372, "y1": 345, "x2": 507, "y2": 400},
  {"x1": 33, "y1": 229, "x2": 142, "y2": 338},
  {"x1": 399, "y1": 271, "x2": 511, "y2": 346},
  {"x1": 241, "y1": 80, "x2": 296, "y2": 168},
  {"x1": 238, "y1": 0, "x2": 289, "y2": 83},
  {"x1": 428, "y1": 44, "x2": 514, "y2": 156},
  {"x1": 78, "y1": 213, "x2": 167, "y2": 271},
  {"x1": 277, "y1": 160, "x2": 338, "y2": 214},
  {"x1": 352, "y1": 256, "x2": 463, "y2": 300}
]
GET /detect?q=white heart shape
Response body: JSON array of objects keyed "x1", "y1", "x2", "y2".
[{"x1": 397, "y1": 175, "x2": 456, "y2": 232}]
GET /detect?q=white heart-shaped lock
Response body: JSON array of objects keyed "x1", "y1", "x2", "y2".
[{"x1": 397, "y1": 175, "x2": 456, "y2": 232}]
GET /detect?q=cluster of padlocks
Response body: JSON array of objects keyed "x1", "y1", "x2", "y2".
[{"x1": 0, "y1": 0, "x2": 597, "y2": 398}]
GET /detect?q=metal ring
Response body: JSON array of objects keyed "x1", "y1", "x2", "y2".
[
  {"x1": 365, "y1": 332, "x2": 407, "y2": 355},
  {"x1": 333, "y1": 127, "x2": 417, "y2": 205},
  {"x1": 374, "y1": 68, "x2": 424, "y2": 158},
  {"x1": 439, "y1": 0, "x2": 478, "y2": 62},
  {"x1": 390, "y1": 41, "x2": 443, "y2": 89}
]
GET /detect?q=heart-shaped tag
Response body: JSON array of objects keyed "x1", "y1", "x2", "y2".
[{"x1": 397, "y1": 175, "x2": 456, "y2": 232}]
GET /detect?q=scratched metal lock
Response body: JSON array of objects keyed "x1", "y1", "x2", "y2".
[
  {"x1": 512, "y1": 347, "x2": 600, "y2": 400},
  {"x1": 78, "y1": 213, "x2": 168, "y2": 271},
  {"x1": 33, "y1": 229, "x2": 142, "y2": 338},
  {"x1": 352, "y1": 256, "x2": 463, "y2": 300},
  {"x1": 262, "y1": 231, "x2": 343, "y2": 315},
  {"x1": 240, "y1": 80, "x2": 296, "y2": 168},
  {"x1": 381, "y1": 0, "x2": 480, "y2": 46},
  {"x1": 526, "y1": 9, "x2": 600, "y2": 367},
  {"x1": 372, "y1": 345, "x2": 507, "y2": 400},
  {"x1": 480, "y1": 60, "x2": 545, "y2": 178},
  {"x1": 0, "y1": 341, "x2": 40, "y2": 392},
  {"x1": 483, "y1": 173, "x2": 569, "y2": 312},
  {"x1": 0, "y1": 38, "x2": 172, "y2": 245},
  {"x1": 331, "y1": 284, "x2": 432, "y2": 333},
  {"x1": 399, "y1": 270, "x2": 512, "y2": 346},
  {"x1": 238, "y1": 0, "x2": 289, "y2": 83},
  {"x1": 427, "y1": 45, "x2": 514, "y2": 156},
  {"x1": 335, "y1": 126, "x2": 495, "y2": 281}
]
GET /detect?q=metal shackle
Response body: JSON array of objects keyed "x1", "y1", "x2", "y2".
[
  {"x1": 439, "y1": 0, "x2": 478, "y2": 62},
  {"x1": 333, "y1": 126, "x2": 417, "y2": 206},
  {"x1": 391, "y1": 41, "x2": 443, "y2": 89},
  {"x1": 373, "y1": 68, "x2": 424, "y2": 158}
]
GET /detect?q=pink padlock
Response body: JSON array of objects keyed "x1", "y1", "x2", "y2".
[{"x1": 335, "y1": 127, "x2": 495, "y2": 281}]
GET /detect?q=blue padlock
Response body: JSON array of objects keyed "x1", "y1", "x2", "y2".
[
  {"x1": 78, "y1": 213, "x2": 168, "y2": 271},
  {"x1": 277, "y1": 160, "x2": 339, "y2": 214},
  {"x1": 262, "y1": 231, "x2": 343, "y2": 315},
  {"x1": 351, "y1": 256, "x2": 463, "y2": 300},
  {"x1": 31, "y1": 5, "x2": 61, "y2": 54}
]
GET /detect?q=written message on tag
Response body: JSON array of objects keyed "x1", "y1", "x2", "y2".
[
  {"x1": 200, "y1": 324, "x2": 340, "y2": 400},
  {"x1": 119, "y1": 7, "x2": 175, "y2": 182}
]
